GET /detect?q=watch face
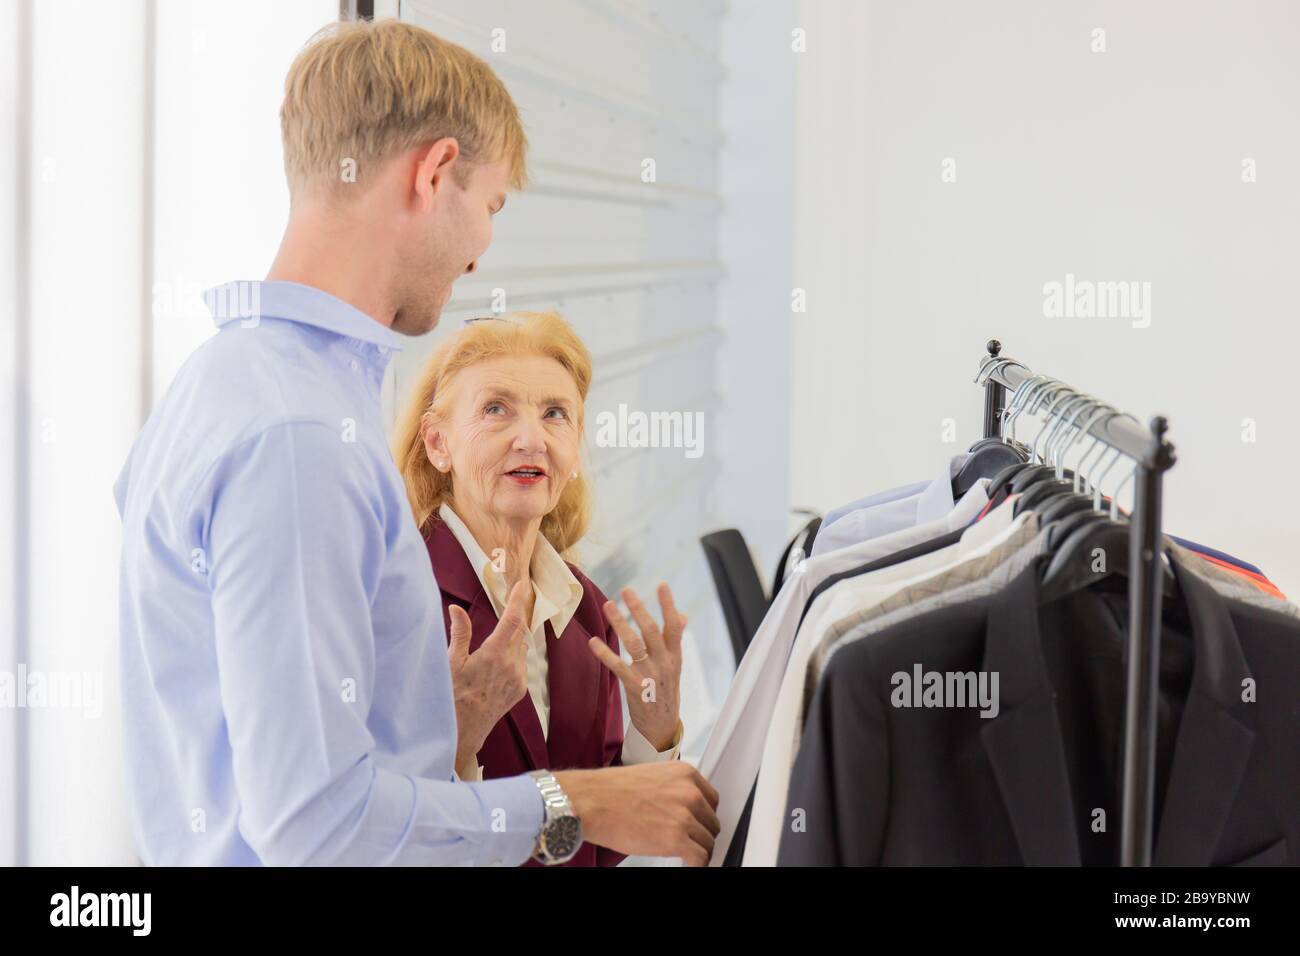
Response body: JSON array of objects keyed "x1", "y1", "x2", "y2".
[{"x1": 545, "y1": 816, "x2": 583, "y2": 860}]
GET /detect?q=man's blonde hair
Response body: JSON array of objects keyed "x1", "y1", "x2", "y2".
[{"x1": 280, "y1": 19, "x2": 528, "y2": 197}]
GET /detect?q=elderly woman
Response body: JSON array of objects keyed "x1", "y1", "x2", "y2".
[{"x1": 391, "y1": 311, "x2": 686, "y2": 867}]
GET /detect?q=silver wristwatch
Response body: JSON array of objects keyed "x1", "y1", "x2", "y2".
[{"x1": 528, "y1": 770, "x2": 582, "y2": 865}]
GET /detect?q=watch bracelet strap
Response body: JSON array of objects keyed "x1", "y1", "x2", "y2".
[{"x1": 529, "y1": 770, "x2": 576, "y2": 864}]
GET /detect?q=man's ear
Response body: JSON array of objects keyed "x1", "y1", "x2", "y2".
[{"x1": 412, "y1": 137, "x2": 461, "y2": 211}]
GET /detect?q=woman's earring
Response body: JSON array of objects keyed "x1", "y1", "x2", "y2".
[
  {"x1": 571, "y1": 470, "x2": 578, "y2": 479},
  {"x1": 438, "y1": 460, "x2": 447, "y2": 471}
]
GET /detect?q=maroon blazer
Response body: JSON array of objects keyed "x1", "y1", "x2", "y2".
[{"x1": 422, "y1": 513, "x2": 627, "y2": 867}]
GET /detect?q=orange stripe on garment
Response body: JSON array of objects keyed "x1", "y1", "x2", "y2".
[{"x1": 1194, "y1": 553, "x2": 1287, "y2": 600}]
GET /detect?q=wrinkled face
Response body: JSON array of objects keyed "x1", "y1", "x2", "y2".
[
  {"x1": 392, "y1": 155, "x2": 510, "y2": 337},
  {"x1": 424, "y1": 353, "x2": 582, "y2": 525}
]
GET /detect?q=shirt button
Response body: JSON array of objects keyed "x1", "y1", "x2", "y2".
[{"x1": 349, "y1": 358, "x2": 360, "y2": 372}]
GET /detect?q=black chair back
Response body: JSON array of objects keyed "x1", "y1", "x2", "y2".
[{"x1": 699, "y1": 529, "x2": 770, "y2": 666}]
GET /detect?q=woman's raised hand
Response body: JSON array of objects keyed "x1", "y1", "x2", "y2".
[
  {"x1": 446, "y1": 580, "x2": 531, "y2": 778},
  {"x1": 588, "y1": 583, "x2": 685, "y2": 752}
]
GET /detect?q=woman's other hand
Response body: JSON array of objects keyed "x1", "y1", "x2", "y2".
[
  {"x1": 589, "y1": 583, "x2": 684, "y2": 752},
  {"x1": 447, "y1": 580, "x2": 531, "y2": 778}
]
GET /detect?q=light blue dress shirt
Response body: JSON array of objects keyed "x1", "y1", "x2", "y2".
[
  {"x1": 819, "y1": 479, "x2": 930, "y2": 530},
  {"x1": 810, "y1": 454, "x2": 973, "y2": 557},
  {"x1": 113, "y1": 280, "x2": 543, "y2": 866}
]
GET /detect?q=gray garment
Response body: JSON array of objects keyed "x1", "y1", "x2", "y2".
[
  {"x1": 805, "y1": 527, "x2": 1050, "y2": 745},
  {"x1": 1166, "y1": 539, "x2": 1300, "y2": 617}
]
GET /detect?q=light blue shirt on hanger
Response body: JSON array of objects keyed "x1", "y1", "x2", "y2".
[
  {"x1": 819, "y1": 479, "x2": 930, "y2": 530},
  {"x1": 113, "y1": 280, "x2": 542, "y2": 866},
  {"x1": 812, "y1": 454, "x2": 974, "y2": 557}
]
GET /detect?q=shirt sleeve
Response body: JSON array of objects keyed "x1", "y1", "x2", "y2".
[
  {"x1": 621, "y1": 720, "x2": 683, "y2": 764},
  {"x1": 204, "y1": 421, "x2": 541, "y2": 866}
]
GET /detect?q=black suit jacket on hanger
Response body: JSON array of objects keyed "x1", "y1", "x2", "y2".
[{"x1": 778, "y1": 551, "x2": 1299, "y2": 866}]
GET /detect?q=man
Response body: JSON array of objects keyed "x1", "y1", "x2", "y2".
[{"x1": 113, "y1": 18, "x2": 719, "y2": 866}]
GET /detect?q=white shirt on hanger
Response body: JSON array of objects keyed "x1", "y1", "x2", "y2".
[
  {"x1": 698, "y1": 471, "x2": 992, "y2": 865},
  {"x1": 742, "y1": 503, "x2": 1035, "y2": 866}
]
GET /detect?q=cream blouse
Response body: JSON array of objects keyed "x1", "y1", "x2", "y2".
[{"x1": 439, "y1": 503, "x2": 682, "y2": 780}]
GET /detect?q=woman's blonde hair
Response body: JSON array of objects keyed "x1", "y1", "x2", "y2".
[
  {"x1": 280, "y1": 19, "x2": 528, "y2": 197},
  {"x1": 392, "y1": 311, "x2": 593, "y2": 558}
]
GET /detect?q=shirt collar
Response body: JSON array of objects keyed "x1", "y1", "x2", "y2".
[
  {"x1": 959, "y1": 499, "x2": 1035, "y2": 551},
  {"x1": 915, "y1": 452, "x2": 971, "y2": 526},
  {"x1": 438, "y1": 503, "x2": 584, "y2": 639},
  {"x1": 202, "y1": 280, "x2": 406, "y2": 354},
  {"x1": 944, "y1": 477, "x2": 991, "y2": 529}
]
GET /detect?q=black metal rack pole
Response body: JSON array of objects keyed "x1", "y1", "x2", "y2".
[
  {"x1": 976, "y1": 345, "x2": 1176, "y2": 866},
  {"x1": 982, "y1": 340, "x2": 1008, "y2": 440},
  {"x1": 1121, "y1": 418, "x2": 1176, "y2": 865}
]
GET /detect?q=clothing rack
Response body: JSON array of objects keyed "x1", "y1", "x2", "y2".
[{"x1": 975, "y1": 339, "x2": 1177, "y2": 867}]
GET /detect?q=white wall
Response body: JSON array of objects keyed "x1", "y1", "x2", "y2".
[
  {"x1": 23, "y1": 0, "x2": 148, "y2": 869},
  {"x1": 789, "y1": 0, "x2": 1300, "y2": 597},
  {"x1": 717, "y1": 0, "x2": 797, "y2": 580},
  {"x1": 0, "y1": 0, "x2": 26, "y2": 868},
  {"x1": 151, "y1": 0, "x2": 337, "y2": 395}
]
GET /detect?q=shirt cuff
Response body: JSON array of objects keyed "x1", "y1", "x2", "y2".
[
  {"x1": 414, "y1": 772, "x2": 542, "y2": 867},
  {"x1": 621, "y1": 720, "x2": 683, "y2": 765}
]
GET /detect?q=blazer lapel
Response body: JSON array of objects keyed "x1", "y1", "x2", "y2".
[
  {"x1": 980, "y1": 566, "x2": 1082, "y2": 865},
  {"x1": 1152, "y1": 556, "x2": 1255, "y2": 866},
  {"x1": 969, "y1": 551, "x2": 1256, "y2": 867},
  {"x1": 545, "y1": 611, "x2": 606, "y2": 770},
  {"x1": 423, "y1": 515, "x2": 550, "y2": 772}
]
